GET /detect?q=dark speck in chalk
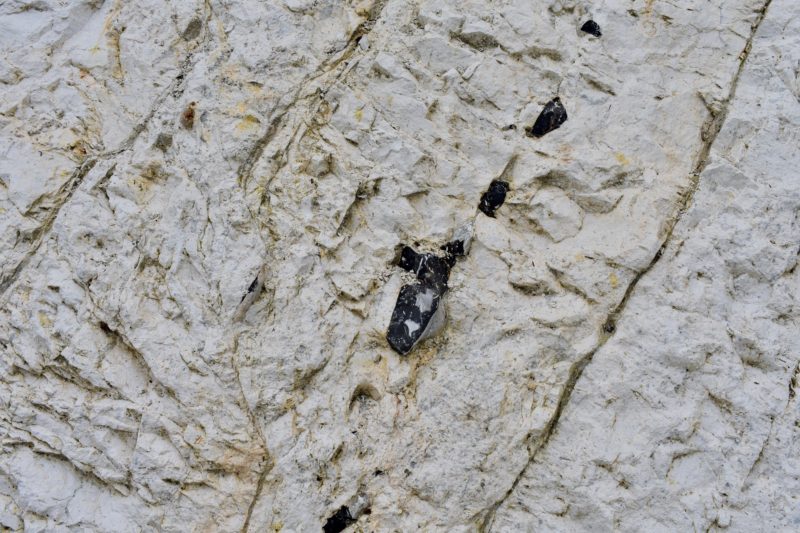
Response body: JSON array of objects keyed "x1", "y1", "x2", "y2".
[
  {"x1": 581, "y1": 20, "x2": 602, "y2": 37},
  {"x1": 323, "y1": 506, "x2": 355, "y2": 533},
  {"x1": 478, "y1": 180, "x2": 509, "y2": 218},
  {"x1": 525, "y1": 97, "x2": 568, "y2": 138},
  {"x1": 240, "y1": 275, "x2": 260, "y2": 303},
  {"x1": 504, "y1": 124, "x2": 517, "y2": 130}
]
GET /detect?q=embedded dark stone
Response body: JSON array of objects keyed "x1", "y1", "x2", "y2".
[
  {"x1": 581, "y1": 20, "x2": 602, "y2": 37},
  {"x1": 478, "y1": 180, "x2": 509, "y2": 218},
  {"x1": 387, "y1": 282, "x2": 444, "y2": 355},
  {"x1": 396, "y1": 246, "x2": 451, "y2": 291},
  {"x1": 440, "y1": 239, "x2": 466, "y2": 266},
  {"x1": 323, "y1": 506, "x2": 355, "y2": 533},
  {"x1": 389, "y1": 236, "x2": 473, "y2": 355},
  {"x1": 397, "y1": 246, "x2": 424, "y2": 274},
  {"x1": 525, "y1": 97, "x2": 568, "y2": 138}
]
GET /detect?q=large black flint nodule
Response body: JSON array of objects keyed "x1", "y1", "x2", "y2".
[
  {"x1": 387, "y1": 242, "x2": 466, "y2": 355},
  {"x1": 526, "y1": 97, "x2": 568, "y2": 138}
]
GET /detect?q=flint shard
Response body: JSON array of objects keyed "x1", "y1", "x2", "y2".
[
  {"x1": 581, "y1": 20, "x2": 602, "y2": 37},
  {"x1": 387, "y1": 282, "x2": 444, "y2": 355},
  {"x1": 526, "y1": 97, "x2": 568, "y2": 138},
  {"x1": 478, "y1": 180, "x2": 509, "y2": 218}
]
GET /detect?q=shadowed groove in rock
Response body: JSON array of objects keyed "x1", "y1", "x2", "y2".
[{"x1": 478, "y1": 0, "x2": 775, "y2": 529}]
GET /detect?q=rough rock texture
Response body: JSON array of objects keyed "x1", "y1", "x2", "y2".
[{"x1": 0, "y1": 0, "x2": 797, "y2": 531}]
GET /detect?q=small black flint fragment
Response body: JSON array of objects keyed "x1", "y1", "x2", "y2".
[
  {"x1": 396, "y1": 246, "x2": 453, "y2": 291},
  {"x1": 478, "y1": 180, "x2": 509, "y2": 218},
  {"x1": 581, "y1": 20, "x2": 602, "y2": 37},
  {"x1": 240, "y1": 275, "x2": 259, "y2": 303},
  {"x1": 323, "y1": 506, "x2": 354, "y2": 533},
  {"x1": 526, "y1": 97, "x2": 568, "y2": 138}
]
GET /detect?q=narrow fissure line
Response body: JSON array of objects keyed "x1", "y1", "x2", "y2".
[
  {"x1": 0, "y1": 15, "x2": 213, "y2": 302},
  {"x1": 478, "y1": 1, "x2": 773, "y2": 530},
  {"x1": 0, "y1": 157, "x2": 97, "y2": 299},
  {"x1": 235, "y1": 3, "x2": 391, "y2": 530}
]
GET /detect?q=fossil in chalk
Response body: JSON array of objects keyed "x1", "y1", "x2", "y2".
[
  {"x1": 479, "y1": 180, "x2": 509, "y2": 217},
  {"x1": 526, "y1": 97, "x2": 568, "y2": 138}
]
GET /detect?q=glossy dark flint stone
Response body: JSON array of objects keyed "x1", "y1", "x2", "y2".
[
  {"x1": 397, "y1": 247, "x2": 452, "y2": 291},
  {"x1": 388, "y1": 241, "x2": 468, "y2": 355},
  {"x1": 581, "y1": 20, "x2": 602, "y2": 37},
  {"x1": 478, "y1": 180, "x2": 509, "y2": 218},
  {"x1": 387, "y1": 282, "x2": 443, "y2": 355},
  {"x1": 323, "y1": 506, "x2": 355, "y2": 533},
  {"x1": 526, "y1": 97, "x2": 568, "y2": 138}
]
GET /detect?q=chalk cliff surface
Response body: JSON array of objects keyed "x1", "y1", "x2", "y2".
[{"x1": 0, "y1": 0, "x2": 797, "y2": 531}]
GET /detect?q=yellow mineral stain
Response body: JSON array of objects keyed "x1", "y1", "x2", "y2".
[
  {"x1": 236, "y1": 115, "x2": 260, "y2": 132},
  {"x1": 37, "y1": 312, "x2": 51, "y2": 328},
  {"x1": 615, "y1": 152, "x2": 630, "y2": 165},
  {"x1": 610, "y1": 272, "x2": 619, "y2": 288},
  {"x1": 354, "y1": 108, "x2": 364, "y2": 122}
]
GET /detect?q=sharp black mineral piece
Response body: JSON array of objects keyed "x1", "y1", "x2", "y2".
[
  {"x1": 240, "y1": 275, "x2": 259, "y2": 303},
  {"x1": 478, "y1": 180, "x2": 509, "y2": 218},
  {"x1": 397, "y1": 245, "x2": 424, "y2": 274},
  {"x1": 396, "y1": 246, "x2": 452, "y2": 291},
  {"x1": 441, "y1": 239, "x2": 465, "y2": 266},
  {"x1": 387, "y1": 282, "x2": 445, "y2": 355},
  {"x1": 581, "y1": 20, "x2": 602, "y2": 37},
  {"x1": 323, "y1": 506, "x2": 355, "y2": 533},
  {"x1": 526, "y1": 97, "x2": 568, "y2": 138}
]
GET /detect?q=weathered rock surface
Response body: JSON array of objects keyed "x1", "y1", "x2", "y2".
[{"x1": 0, "y1": 0, "x2": 796, "y2": 531}]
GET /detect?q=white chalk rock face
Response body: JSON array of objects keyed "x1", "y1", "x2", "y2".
[
  {"x1": 527, "y1": 187, "x2": 584, "y2": 242},
  {"x1": 0, "y1": 0, "x2": 797, "y2": 531}
]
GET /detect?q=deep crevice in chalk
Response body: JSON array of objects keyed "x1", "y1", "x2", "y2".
[
  {"x1": 525, "y1": 97, "x2": 568, "y2": 138},
  {"x1": 581, "y1": 20, "x2": 602, "y2": 37},
  {"x1": 322, "y1": 506, "x2": 355, "y2": 533},
  {"x1": 478, "y1": 180, "x2": 509, "y2": 218}
]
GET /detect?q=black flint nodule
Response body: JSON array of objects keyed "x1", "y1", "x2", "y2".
[
  {"x1": 323, "y1": 506, "x2": 354, "y2": 533},
  {"x1": 581, "y1": 20, "x2": 602, "y2": 37},
  {"x1": 478, "y1": 180, "x2": 509, "y2": 218},
  {"x1": 387, "y1": 241, "x2": 466, "y2": 355},
  {"x1": 526, "y1": 97, "x2": 568, "y2": 138}
]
